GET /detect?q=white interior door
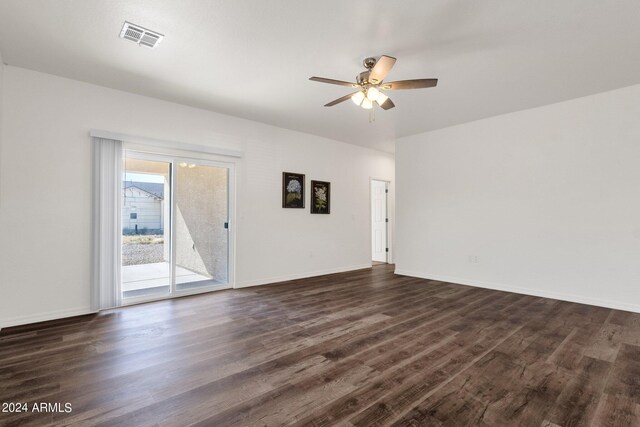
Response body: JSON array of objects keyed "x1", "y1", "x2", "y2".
[{"x1": 371, "y1": 180, "x2": 388, "y2": 262}]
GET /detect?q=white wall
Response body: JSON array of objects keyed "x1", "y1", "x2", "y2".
[
  {"x1": 0, "y1": 66, "x2": 394, "y2": 327},
  {"x1": 396, "y1": 84, "x2": 640, "y2": 312},
  {"x1": 0, "y1": 50, "x2": 4, "y2": 206}
]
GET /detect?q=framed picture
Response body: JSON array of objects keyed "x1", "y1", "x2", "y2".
[
  {"x1": 282, "y1": 172, "x2": 305, "y2": 208},
  {"x1": 310, "y1": 180, "x2": 330, "y2": 214}
]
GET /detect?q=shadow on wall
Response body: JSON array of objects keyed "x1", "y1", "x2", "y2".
[{"x1": 174, "y1": 165, "x2": 228, "y2": 283}]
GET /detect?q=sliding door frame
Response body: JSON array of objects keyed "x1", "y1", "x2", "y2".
[{"x1": 121, "y1": 149, "x2": 236, "y2": 306}]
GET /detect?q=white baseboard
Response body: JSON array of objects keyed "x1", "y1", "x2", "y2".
[
  {"x1": 0, "y1": 265, "x2": 374, "y2": 330},
  {"x1": 394, "y1": 269, "x2": 640, "y2": 314},
  {"x1": 235, "y1": 264, "x2": 372, "y2": 289},
  {"x1": 0, "y1": 306, "x2": 95, "y2": 330}
]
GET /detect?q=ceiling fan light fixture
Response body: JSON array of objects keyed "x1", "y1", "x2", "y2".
[
  {"x1": 361, "y1": 97, "x2": 373, "y2": 110},
  {"x1": 351, "y1": 91, "x2": 365, "y2": 106},
  {"x1": 367, "y1": 87, "x2": 381, "y2": 101},
  {"x1": 376, "y1": 92, "x2": 389, "y2": 105}
]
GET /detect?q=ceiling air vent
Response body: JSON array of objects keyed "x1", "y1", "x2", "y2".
[{"x1": 119, "y1": 21, "x2": 164, "y2": 48}]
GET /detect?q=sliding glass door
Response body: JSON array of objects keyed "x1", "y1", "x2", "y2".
[
  {"x1": 121, "y1": 158, "x2": 172, "y2": 299},
  {"x1": 174, "y1": 162, "x2": 229, "y2": 290},
  {"x1": 121, "y1": 151, "x2": 232, "y2": 303}
]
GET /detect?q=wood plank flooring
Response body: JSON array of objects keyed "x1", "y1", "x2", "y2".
[{"x1": 2, "y1": 264, "x2": 640, "y2": 426}]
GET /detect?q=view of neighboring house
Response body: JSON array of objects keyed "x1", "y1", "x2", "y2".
[{"x1": 122, "y1": 182, "x2": 165, "y2": 233}]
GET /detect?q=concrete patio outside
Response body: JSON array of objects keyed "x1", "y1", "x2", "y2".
[{"x1": 122, "y1": 262, "x2": 225, "y2": 298}]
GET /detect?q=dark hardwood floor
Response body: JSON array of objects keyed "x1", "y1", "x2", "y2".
[{"x1": 2, "y1": 264, "x2": 640, "y2": 426}]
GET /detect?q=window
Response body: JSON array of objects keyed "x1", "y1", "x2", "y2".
[{"x1": 130, "y1": 213, "x2": 137, "y2": 219}]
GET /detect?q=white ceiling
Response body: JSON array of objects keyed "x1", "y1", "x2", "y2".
[{"x1": 1, "y1": 1, "x2": 640, "y2": 153}]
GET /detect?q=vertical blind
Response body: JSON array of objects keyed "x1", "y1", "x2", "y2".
[{"x1": 91, "y1": 137, "x2": 123, "y2": 310}]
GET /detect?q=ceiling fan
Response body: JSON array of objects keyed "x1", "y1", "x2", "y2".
[{"x1": 309, "y1": 55, "x2": 438, "y2": 111}]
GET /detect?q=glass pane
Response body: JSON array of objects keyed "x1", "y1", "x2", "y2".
[
  {"x1": 174, "y1": 163, "x2": 228, "y2": 290},
  {"x1": 121, "y1": 157, "x2": 171, "y2": 299}
]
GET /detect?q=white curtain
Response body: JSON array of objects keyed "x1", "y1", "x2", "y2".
[{"x1": 92, "y1": 137, "x2": 123, "y2": 310}]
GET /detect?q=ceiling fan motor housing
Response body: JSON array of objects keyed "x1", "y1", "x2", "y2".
[
  {"x1": 357, "y1": 57, "x2": 380, "y2": 85},
  {"x1": 357, "y1": 70, "x2": 371, "y2": 85}
]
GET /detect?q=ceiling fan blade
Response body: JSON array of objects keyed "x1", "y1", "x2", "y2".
[
  {"x1": 310, "y1": 77, "x2": 358, "y2": 87},
  {"x1": 379, "y1": 97, "x2": 395, "y2": 110},
  {"x1": 369, "y1": 55, "x2": 397, "y2": 84},
  {"x1": 324, "y1": 91, "x2": 360, "y2": 107},
  {"x1": 382, "y1": 79, "x2": 438, "y2": 90}
]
